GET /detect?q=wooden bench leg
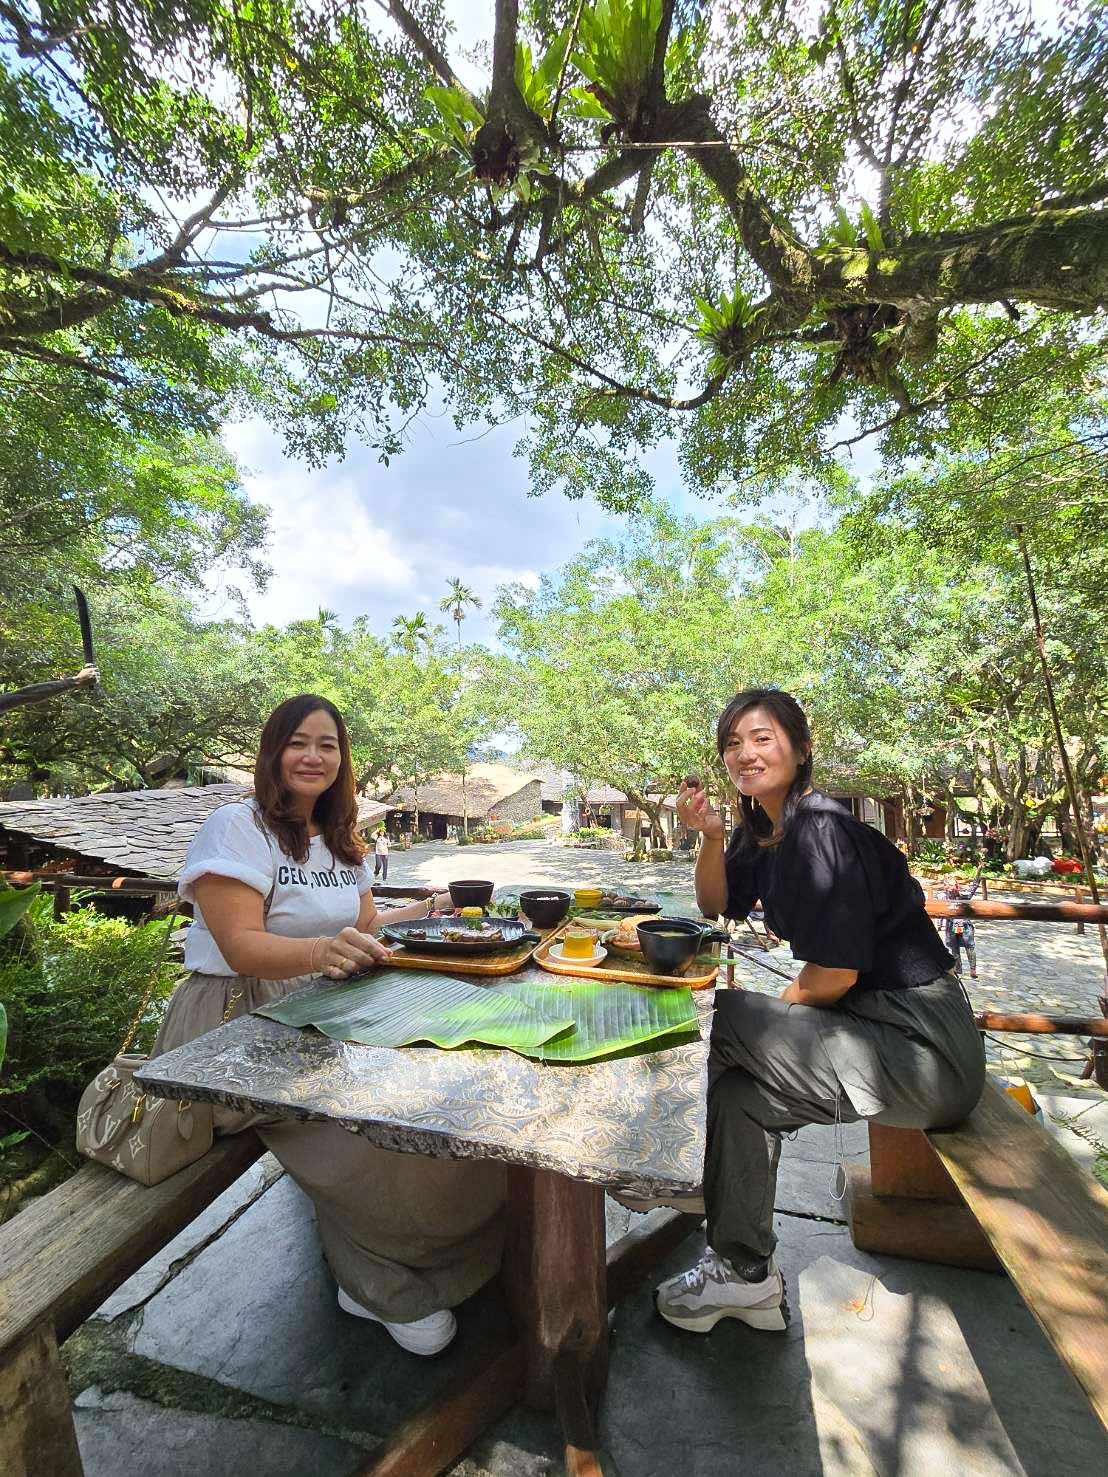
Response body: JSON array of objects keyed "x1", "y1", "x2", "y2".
[
  {"x1": 605, "y1": 1209, "x2": 704, "y2": 1308},
  {"x1": 0, "y1": 1322, "x2": 84, "y2": 1477},
  {"x1": 847, "y1": 1123, "x2": 1001, "y2": 1273},
  {"x1": 354, "y1": 1322, "x2": 523, "y2": 1477}
]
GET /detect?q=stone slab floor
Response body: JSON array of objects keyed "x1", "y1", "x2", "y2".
[{"x1": 67, "y1": 1123, "x2": 1108, "y2": 1476}]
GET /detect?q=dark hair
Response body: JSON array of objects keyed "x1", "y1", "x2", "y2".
[
  {"x1": 253, "y1": 695, "x2": 365, "y2": 866},
  {"x1": 716, "y1": 687, "x2": 814, "y2": 849}
]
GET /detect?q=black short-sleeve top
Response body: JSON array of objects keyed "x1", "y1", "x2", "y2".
[{"x1": 723, "y1": 792, "x2": 954, "y2": 994}]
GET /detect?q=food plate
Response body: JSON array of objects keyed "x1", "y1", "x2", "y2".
[
  {"x1": 381, "y1": 918, "x2": 538, "y2": 957},
  {"x1": 547, "y1": 941, "x2": 608, "y2": 967},
  {"x1": 590, "y1": 892, "x2": 658, "y2": 915}
]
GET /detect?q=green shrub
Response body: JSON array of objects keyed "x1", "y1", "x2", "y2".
[{"x1": 0, "y1": 897, "x2": 179, "y2": 1101}]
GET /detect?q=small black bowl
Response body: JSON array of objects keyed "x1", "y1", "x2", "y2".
[
  {"x1": 636, "y1": 918, "x2": 705, "y2": 973},
  {"x1": 519, "y1": 888, "x2": 573, "y2": 928},
  {"x1": 448, "y1": 879, "x2": 495, "y2": 908}
]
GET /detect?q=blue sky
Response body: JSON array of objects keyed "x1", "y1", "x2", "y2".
[{"x1": 208, "y1": 412, "x2": 697, "y2": 644}]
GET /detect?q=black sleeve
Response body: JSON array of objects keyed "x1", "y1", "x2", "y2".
[
  {"x1": 781, "y1": 814, "x2": 882, "y2": 972},
  {"x1": 722, "y1": 827, "x2": 758, "y2": 921}
]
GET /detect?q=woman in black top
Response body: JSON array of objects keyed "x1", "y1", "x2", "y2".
[{"x1": 656, "y1": 689, "x2": 984, "y2": 1334}]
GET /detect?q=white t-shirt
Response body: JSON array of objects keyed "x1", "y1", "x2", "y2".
[
  {"x1": 374, "y1": 833, "x2": 389, "y2": 855},
  {"x1": 178, "y1": 800, "x2": 374, "y2": 975}
]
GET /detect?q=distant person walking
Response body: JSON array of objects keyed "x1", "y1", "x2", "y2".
[
  {"x1": 942, "y1": 876, "x2": 981, "y2": 978},
  {"x1": 374, "y1": 830, "x2": 390, "y2": 882}
]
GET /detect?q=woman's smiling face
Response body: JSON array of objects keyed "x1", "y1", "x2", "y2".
[
  {"x1": 722, "y1": 705, "x2": 805, "y2": 807},
  {"x1": 279, "y1": 706, "x2": 342, "y2": 803}
]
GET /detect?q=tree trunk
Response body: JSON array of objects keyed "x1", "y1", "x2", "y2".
[
  {"x1": 456, "y1": 618, "x2": 469, "y2": 838},
  {"x1": 1006, "y1": 806, "x2": 1030, "y2": 861},
  {"x1": 903, "y1": 787, "x2": 918, "y2": 858}
]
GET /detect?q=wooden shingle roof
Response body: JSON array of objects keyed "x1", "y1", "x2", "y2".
[
  {"x1": 0, "y1": 784, "x2": 252, "y2": 880},
  {"x1": 385, "y1": 763, "x2": 541, "y2": 819},
  {"x1": 0, "y1": 785, "x2": 394, "y2": 881}
]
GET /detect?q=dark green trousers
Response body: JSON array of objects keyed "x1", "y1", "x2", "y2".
[{"x1": 705, "y1": 976, "x2": 984, "y2": 1272}]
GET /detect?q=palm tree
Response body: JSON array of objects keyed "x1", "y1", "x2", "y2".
[
  {"x1": 438, "y1": 579, "x2": 482, "y2": 837},
  {"x1": 439, "y1": 578, "x2": 482, "y2": 659},
  {"x1": 390, "y1": 611, "x2": 432, "y2": 659}
]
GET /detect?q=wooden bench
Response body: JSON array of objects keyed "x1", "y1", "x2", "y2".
[
  {"x1": 0, "y1": 1132, "x2": 264, "y2": 1476},
  {"x1": 847, "y1": 1076, "x2": 1108, "y2": 1431}
]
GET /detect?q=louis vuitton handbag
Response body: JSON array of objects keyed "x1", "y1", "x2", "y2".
[{"x1": 76, "y1": 912, "x2": 214, "y2": 1186}]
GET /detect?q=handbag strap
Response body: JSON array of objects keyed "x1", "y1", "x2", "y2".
[{"x1": 118, "y1": 908, "x2": 179, "y2": 1056}]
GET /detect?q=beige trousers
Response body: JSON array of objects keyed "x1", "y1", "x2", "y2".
[{"x1": 153, "y1": 972, "x2": 507, "y2": 1321}]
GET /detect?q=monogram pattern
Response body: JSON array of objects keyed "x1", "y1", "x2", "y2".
[
  {"x1": 77, "y1": 1052, "x2": 213, "y2": 1185},
  {"x1": 138, "y1": 972, "x2": 714, "y2": 1196}
]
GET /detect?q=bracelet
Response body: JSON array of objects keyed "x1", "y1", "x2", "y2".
[
  {"x1": 423, "y1": 897, "x2": 435, "y2": 918},
  {"x1": 309, "y1": 936, "x2": 326, "y2": 972}
]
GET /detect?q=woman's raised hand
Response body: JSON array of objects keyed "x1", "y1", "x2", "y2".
[
  {"x1": 318, "y1": 926, "x2": 392, "y2": 979},
  {"x1": 676, "y1": 778, "x2": 725, "y2": 840}
]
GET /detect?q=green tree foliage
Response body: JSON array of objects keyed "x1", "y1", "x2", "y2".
[
  {"x1": 0, "y1": 894, "x2": 178, "y2": 1101},
  {"x1": 494, "y1": 504, "x2": 744, "y2": 842},
  {"x1": 0, "y1": 587, "x2": 274, "y2": 788},
  {"x1": 2, "y1": 1, "x2": 1106, "y2": 503},
  {"x1": 493, "y1": 493, "x2": 1105, "y2": 860}
]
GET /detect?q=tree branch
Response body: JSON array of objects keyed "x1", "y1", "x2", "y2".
[
  {"x1": 668, "y1": 95, "x2": 816, "y2": 303},
  {"x1": 377, "y1": 0, "x2": 481, "y2": 111}
]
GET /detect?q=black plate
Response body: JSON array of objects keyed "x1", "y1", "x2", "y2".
[{"x1": 381, "y1": 918, "x2": 538, "y2": 956}]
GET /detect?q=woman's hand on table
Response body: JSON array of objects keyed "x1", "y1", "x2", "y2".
[
  {"x1": 676, "y1": 780, "x2": 725, "y2": 840},
  {"x1": 317, "y1": 926, "x2": 392, "y2": 979},
  {"x1": 431, "y1": 890, "x2": 455, "y2": 912}
]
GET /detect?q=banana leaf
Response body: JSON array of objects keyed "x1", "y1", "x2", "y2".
[
  {"x1": 256, "y1": 970, "x2": 574, "y2": 1055},
  {"x1": 0, "y1": 881, "x2": 40, "y2": 941},
  {"x1": 500, "y1": 980, "x2": 700, "y2": 1063}
]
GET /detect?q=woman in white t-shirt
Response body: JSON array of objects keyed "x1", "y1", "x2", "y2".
[{"x1": 152, "y1": 694, "x2": 506, "y2": 1356}]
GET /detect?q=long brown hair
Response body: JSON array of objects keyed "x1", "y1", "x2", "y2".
[
  {"x1": 253, "y1": 695, "x2": 365, "y2": 866},
  {"x1": 716, "y1": 687, "x2": 814, "y2": 851}
]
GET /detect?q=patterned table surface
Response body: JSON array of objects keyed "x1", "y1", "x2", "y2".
[{"x1": 138, "y1": 968, "x2": 711, "y2": 1196}]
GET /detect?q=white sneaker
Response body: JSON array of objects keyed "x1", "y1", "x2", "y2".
[
  {"x1": 655, "y1": 1248, "x2": 787, "y2": 1333},
  {"x1": 610, "y1": 1188, "x2": 706, "y2": 1216},
  {"x1": 337, "y1": 1287, "x2": 457, "y2": 1355}
]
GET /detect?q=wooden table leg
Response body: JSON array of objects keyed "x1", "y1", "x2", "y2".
[{"x1": 500, "y1": 1166, "x2": 608, "y2": 1413}]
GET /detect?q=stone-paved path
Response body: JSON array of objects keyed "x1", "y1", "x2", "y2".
[{"x1": 388, "y1": 839, "x2": 1107, "y2": 1098}]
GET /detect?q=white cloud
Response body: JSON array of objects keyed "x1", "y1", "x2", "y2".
[{"x1": 212, "y1": 419, "x2": 416, "y2": 626}]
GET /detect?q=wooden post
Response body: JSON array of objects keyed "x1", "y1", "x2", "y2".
[
  {"x1": 846, "y1": 1124, "x2": 1000, "y2": 1273},
  {"x1": 1074, "y1": 885, "x2": 1085, "y2": 935},
  {"x1": 355, "y1": 1323, "x2": 523, "y2": 1477},
  {"x1": 0, "y1": 1323, "x2": 84, "y2": 1477},
  {"x1": 500, "y1": 1167, "x2": 608, "y2": 1412}
]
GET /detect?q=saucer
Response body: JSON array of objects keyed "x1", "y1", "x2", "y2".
[{"x1": 548, "y1": 942, "x2": 608, "y2": 967}]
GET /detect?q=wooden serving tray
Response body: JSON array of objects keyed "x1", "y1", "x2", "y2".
[
  {"x1": 383, "y1": 925, "x2": 555, "y2": 977},
  {"x1": 534, "y1": 927, "x2": 718, "y2": 990}
]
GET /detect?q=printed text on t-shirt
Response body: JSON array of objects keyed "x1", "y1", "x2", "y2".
[{"x1": 277, "y1": 865, "x2": 361, "y2": 888}]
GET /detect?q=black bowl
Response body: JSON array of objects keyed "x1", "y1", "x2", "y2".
[
  {"x1": 518, "y1": 888, "x2": 573, "y2": 928},
  {"x1": 448, "y1": 879, "x2": 495, "y2": 908},
  {"x1": 636, "y1": 918, "x2": 705, "y2": 973}
]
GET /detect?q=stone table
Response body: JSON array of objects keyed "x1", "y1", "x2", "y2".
[{"x1": 137, "y1": 967, "x2": 712, "y2": 1476}]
